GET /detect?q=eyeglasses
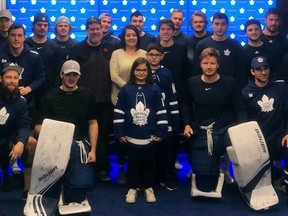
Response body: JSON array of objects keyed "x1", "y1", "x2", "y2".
[
  {"x1": 254, "y1": 66, "x2": 269, "y2": 72},
  {"x1": 146, "y1": 53, "x2": 162, "y2": 58},
  {"x1": 134, "y1": 69, "x2": 148, "y2": 73}
]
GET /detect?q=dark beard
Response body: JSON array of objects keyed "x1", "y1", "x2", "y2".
[{"x1": 0, "y1": 83, "x2": 19, "y2": 97}]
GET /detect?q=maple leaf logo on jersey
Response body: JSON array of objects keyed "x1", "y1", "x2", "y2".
[
  {"x1": 224, "y1": 49, "x2": 231, "y2": 56},
  {"x1": 131, "y1": 101, "x2": 150, "y2": 126},
  {"x1": 0, "y1": 107, "x2": 10, "y2": 125},
  {"x1": 257, "y1": 94, "x2": 274, "y2": 112}
]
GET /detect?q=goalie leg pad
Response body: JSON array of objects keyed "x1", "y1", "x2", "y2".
[
  {"x1": 227, "y1": 121, "x2": 279, "y2": 210},
  {"x1": 24, "y1": 193, "x2": 59, "y2": 216}
]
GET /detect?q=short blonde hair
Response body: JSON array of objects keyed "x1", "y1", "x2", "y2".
[{"x1": 199, "y1": 48, "x2": 220, "y2": 63}]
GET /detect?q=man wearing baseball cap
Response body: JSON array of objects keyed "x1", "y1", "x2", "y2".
[
  {"x1": 35, "y1": 59, "x2": 98, "y2": 207},
  {"x1": 26, "y1": 12, "x2": 62, "y2": 96},
  {"x1": 69, "y1": 17, "x2": 118, "y2": 182},
  {"x1": 0, "y1": 9, "x2": 13, "y2": 49},
  {"x1": 0, "y1": 62, "x2": 30, "y2": 192},
  {"x1": 0, "y1": 23, "x2": 46, "y2": 189},
  {"x1": 242, "y1": 56, "x2": 288, "y2": 196},
  {"x1": 53, "y1": 16, "x2": 78, "y2": 61},
  {"x1": 98, "y1": 13, "x2": 121, "y2": 48},
  {"x1": 0, "y1": 23, "x2": 46, "y2": 118},
  {"x1": 250, "y1": 56, "x2": 270, "y2": 71}
]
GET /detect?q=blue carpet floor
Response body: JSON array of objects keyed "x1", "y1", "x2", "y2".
[{"x1": 1, "y1": 155, "x2": 288, "y2": 216}]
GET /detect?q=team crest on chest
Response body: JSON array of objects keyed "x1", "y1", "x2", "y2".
[
  {"x1": 0, "y1": 107, "x2": 10, "y2": 125},
  {"x1": 257, "y1": 94, "x2": 274, "y2": 112},
  {"x1": 131, "y1": 101, "x2": 150, "y2": 126},
  {"x1": 131, "y1": 92, "x2": 150, "y2": 126},
  {"x1": 224, "y1": 49, "x2": 231, "y2": 56}
]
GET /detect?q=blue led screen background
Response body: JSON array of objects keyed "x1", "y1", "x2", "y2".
[{"x1": 7, "y1": 0, "x2": 276, "y2": 45}]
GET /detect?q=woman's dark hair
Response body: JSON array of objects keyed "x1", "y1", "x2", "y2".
[
  {"x1": 120, "y1": 25, "x2": 140, "y2": 50},
  {"x1": 128, "y1": 57, "x2": 152, "y2": 85}
]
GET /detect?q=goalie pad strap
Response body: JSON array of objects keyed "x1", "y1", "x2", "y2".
[
  {"x1": 200, "y1": 122, "x2": 215, "y2": 156},
  {"x1": 239, "y1": 158, "x2": 270, "y2": 193}
]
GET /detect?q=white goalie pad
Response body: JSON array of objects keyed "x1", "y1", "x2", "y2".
[
  {"x1": 24, "y1": 193, "x2": 59, "y2": 216},
  {"x1": 24, "y1": 119, "x2": 75, "y2": 216},
  {"x1": 227, "y1": 121, "x2": 279, "y2": 210},
  {"x1": 191, "y1": 173, "x2": 224, "y2": 198}
]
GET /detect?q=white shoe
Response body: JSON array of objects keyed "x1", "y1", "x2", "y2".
[
  {"x1": 175, "y1": 161, "x2": 183, "y2": 170},
  {"x1": 11, "y1": 160, "x2": 22, "y2": 174},
  {"x1": 144, "y1": 187, "x2": 156, "y2": 203},
  {"x1": 125, "y1": 189, "x2": 137, "y2": 204}
]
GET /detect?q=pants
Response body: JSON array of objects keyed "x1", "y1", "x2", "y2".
[
  {"x1": 95, "y1": 102, "x2": 113, "y2": 173},
  {"x1": 126, "y1": 142, "x2": 155, "y2": 189},
  {"x1": 116, "y1": 139, "x2": 127, "y2": 165},
  {"x1": 154, "y1": 137, "x2": 177, "y2": 183},
  {"x1": 0, "y1": 143, "x2": 11, "y2": 186},
  {"x1": 267, "y1": 133, "x2": 288, "y2": 190}
]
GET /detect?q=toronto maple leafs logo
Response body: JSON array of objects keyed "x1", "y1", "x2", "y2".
[
  {"x1": 257, "y1": 94, "x2": 274, "y2": 112},
  {"x1": 131, "y1": 101, "x2": 150, "y2": 126},
  {"x1": 256, "y1": 57, "x2": 264, "y2": 63},
  {"x1": 224, "y1": 49, "x2": 231, "y2": 56},
  {"x1": 0, "y1": 107, "x2": 10, "y2": 125}
]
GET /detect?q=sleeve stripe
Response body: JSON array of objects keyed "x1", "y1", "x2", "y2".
[
  {"x1": 157, "y1": 120, "x2": 168, "y2": 125},
  {"x1": 156, "y1": 110, "x2": 167, "y2": 115},
  {"x1": 171, "y1": 110, "x2": 179, "y2": 114},
  {"x1": 113, "y1": 119, "x2": 124, "y2": 123},
  {"x1": 114, "y1": 109, "x2": 125, "y2": 114},
  {"x1": 169, "y1": 101, "x2": 178, "y2": 105}
]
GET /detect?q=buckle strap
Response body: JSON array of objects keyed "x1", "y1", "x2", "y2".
[
  {"x1": 200, "y1": 122, "x2": 215, "y2": 156},
  {"x1": 76, "y1": 140, "x2": 89, "y2": 164}
]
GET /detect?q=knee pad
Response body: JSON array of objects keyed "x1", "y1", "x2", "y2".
[{"x1": 190, "y1": 136, "x2": 221, "y2": 175}]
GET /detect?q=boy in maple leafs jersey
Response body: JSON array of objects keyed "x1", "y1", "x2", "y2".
[
  {"x1": 241, "y1": 56, "x2": 288, "y2": 194},
  {"x1": 146, "y1": 43, "x2": 179, "y2": 191}
]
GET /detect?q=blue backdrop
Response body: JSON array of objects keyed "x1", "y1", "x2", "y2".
[{"x1": 7, "y1": 0, "x2": 276, "y2": 45}]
